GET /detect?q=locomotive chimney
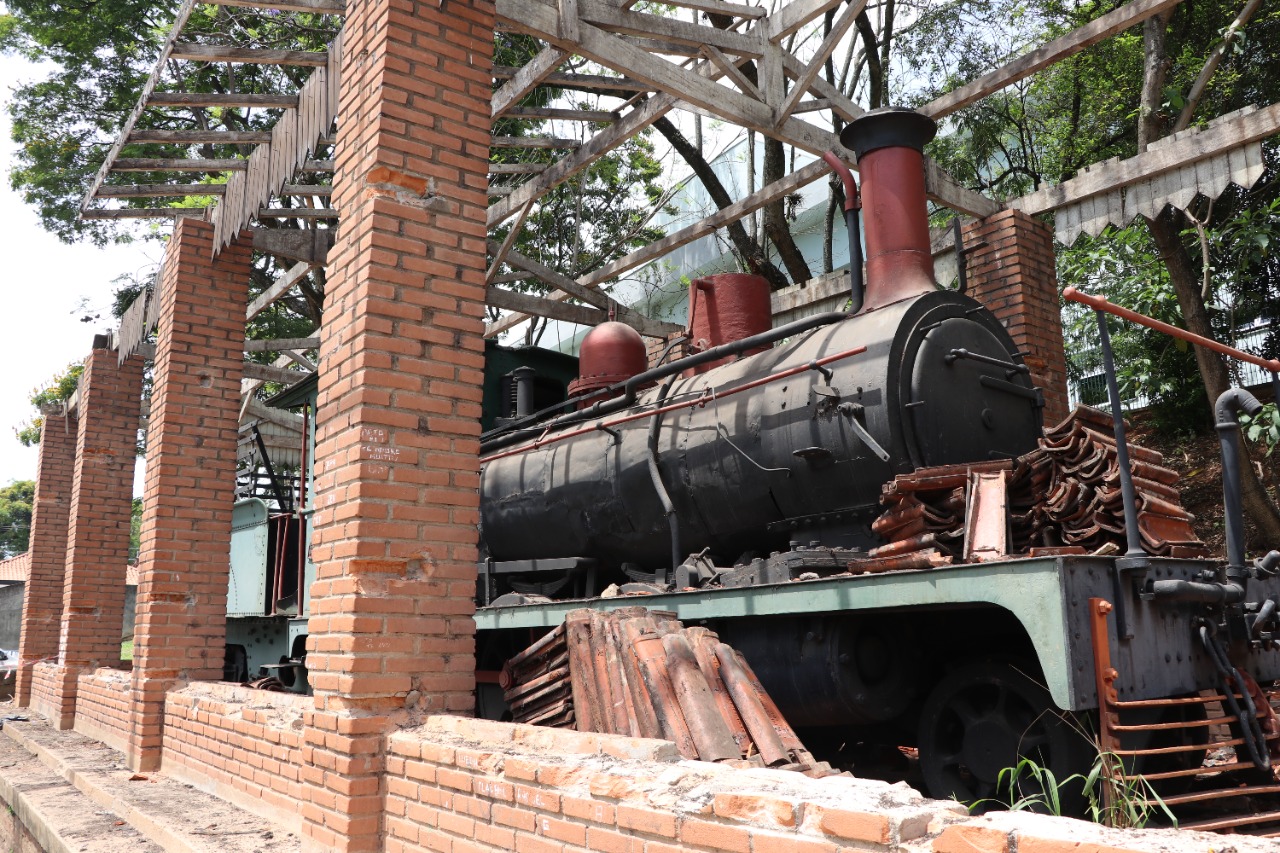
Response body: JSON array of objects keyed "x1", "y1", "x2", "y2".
[{"x1": 839, "y1": 107, "x2": 938, "y2": 312}]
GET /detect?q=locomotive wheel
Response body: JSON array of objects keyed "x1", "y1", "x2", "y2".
[{"x1": 918, "y1": 662, "x2": 1092, "y2": 814}]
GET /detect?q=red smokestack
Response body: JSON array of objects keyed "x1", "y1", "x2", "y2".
[{"x1": 839, "y1": 108, "x2": 938, "y2": 312}]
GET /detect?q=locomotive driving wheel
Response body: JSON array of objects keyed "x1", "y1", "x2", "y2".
[{"x1": 917, "y1": 662, "x2": 1093, "y2": 814}]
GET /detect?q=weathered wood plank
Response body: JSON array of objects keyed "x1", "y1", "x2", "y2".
[
  {"x1": 662, "y1": 0, "x2": 766, "y2": 19},
  {"x1": 922, "y1": 0, "x2": 1185, "y2": 118},
  {"x1": 493, "y1": 47, "x2": 567, "y2": 118},
  {"x1": 487, "y1": 287, "x2": 610, "y2": 327},
  {"x1": 256, "y1": 208, "x2": 338, "y2": 218},
  {"x1": 206, "y1": 0, "x2": 345, "y2": 12},
  {"x1": 169, "y1": 43, "x2": 329, "y2": 66},
  {"x1": 486, "y1": 201, "x2": 534, "y2": 284},
  {"x1": 576, "y1": 0, "x2": 765, "y2": 57},
  {"x1": 1013, "y1": 102, "x2": 1280, "y2": 215},
  {"x1": 148, "y1": 92, "x2": 299, "y2": 108},
  {"x1": 112, "y1": 158, "x2": 248, "y2": 171},
  {"x1": 81, "y1": 208, "x2": 208, "y2": 219},
  {"x1": 243, "y1": 362, "x2": 312, "y2": 384},
  {"x1": 496, "y1": 244, "x2": 613, "y2": 309},
  {"x1": 775, "y1": 0, "x2": 864, "y2": 123},
  {"x1": 492, "y1": 135, "x2": 580, "y2": 148},
  {"x1": 244, "y1": 336, "x2": 321, "y2": 352},
  {"x1": 247, "y1": 262, "x2": 315, "y2": 320},
  {"x1": 492, "y1": 66, "x2": 650, "y2": 92},
  {"x1": 97, "y1": 184, "x2": 227, "y2": 197},
  {"x1": 504, "y1": 106, "x2": 618, "y2": 122},
  {"x1": 700, "y1": 45, "x2": 764, "y2": 100},
  {"x1": 128, "y1": 129, "x2": 273, "y2": 144},
  {"x1": 489, "y1": 163, "x2": 550, "y2": 174},
  {"x1": 81, "y1": 0, "x2": 198, "y2": 212}
]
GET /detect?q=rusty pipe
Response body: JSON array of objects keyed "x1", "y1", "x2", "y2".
[
  {"x1": 822, "y1": 150, "x2": 864, "y2": 314},
  {"x1": 1063, "y1": 288, "x2": 1280, "y2": 374}
]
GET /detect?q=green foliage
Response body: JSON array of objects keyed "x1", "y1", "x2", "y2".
[
  {"x1": 984, "y1": 752, "x2": 1176, "y2": 829},
  {"x1": 0, "y1": 2, "x2": 340, "y2": 244},
  {"x1": 15, "y1": 362, "x2": 84, "y2": 447},
  {"x1": 130, "y1": 498, "x2": 143, "y2": 564},
  {"x1": 1242, "y1": 403, "x2": 1280, "y2": 457},
  {"x1": 0, "y1": 481, "x2": 35, "y2": 558},
  {"x1": 1058, "y1": 225, "x2": 1207, "y2": 434}
]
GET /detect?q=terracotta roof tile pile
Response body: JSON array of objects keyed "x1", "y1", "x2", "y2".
[
  {"x1": 501, "y1": 606, "x2": 838, "y2": 776},
  {"x1": 862, "y1": 406, "x2": 1209, "y2": 571}
]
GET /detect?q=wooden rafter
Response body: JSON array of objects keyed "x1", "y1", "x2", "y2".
[
  {"x1": 492, "y1": 66, "x2": 651, "y2": 92},
  {"x1": 774, "y1": 0, "x2": 864, "y2": 124},
  {"x1": 112, "y1": 158, "x2": 248, "y2": 172},
  {"x1": 128, "y1": 130, "x2": 273, "y2": 144},
  {"x1": 493, "y1": 48, "x2": 567, "y2": 118},
  {"x1": 244, "y1": 336, "x2": 320, "y2": 352},
  {"x1": 147, "y1": 92, "x2": 299, "y2": 108},
  {"x1": 247, "y1": 262, "x2": 315, "y2": 320},
  {"x1": 208, "y1": 0, "x2": 345, "y2": 12},
  {"x1": 97, "y1": 184, "x2": 227, "y2": 197},
  {"x1": 169, "y1": 43, "x2": 329, "y2": 66},
  {"x1": 922, "y1": 0, "x2": 1184, "y2": 119}
]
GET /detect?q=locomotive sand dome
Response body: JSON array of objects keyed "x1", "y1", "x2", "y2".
[{"x1": 479, "y1": 107, "x2": 1044, "y2": 576}]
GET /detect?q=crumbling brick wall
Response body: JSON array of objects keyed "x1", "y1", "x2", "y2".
[
  {"x1": 73, "y1": 668, "x2": 131, "y2": 753},
  {"x1": 377, "y1": 716, "x2": 1268, "y2": 853},
  {"x1": 161, "y1": 682, "x2": 307, "y2": 833}
]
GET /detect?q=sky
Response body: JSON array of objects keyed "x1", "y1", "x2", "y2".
[{"x1": 0, "y1": 53, "x2": 157, "y2": 489}]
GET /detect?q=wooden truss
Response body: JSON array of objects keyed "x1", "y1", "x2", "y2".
[{"x1": 82, "y1": 0, "x2": 1280, "y2": 352}]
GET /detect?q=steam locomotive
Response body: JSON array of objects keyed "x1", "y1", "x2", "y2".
[{"x1": 471, "y1": 108, "x2": 1280, "y2": 810}]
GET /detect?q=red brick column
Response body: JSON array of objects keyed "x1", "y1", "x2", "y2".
[
  {"x1": 301, "y1": 0, "x2": 492, "y2": 849},
  {"x1": 36, "y1": 342, "x2": 144, "y2": 729},
  {"x1": 125, "y1": 219, "x2": 252, "y2": 771},
  {"x1": 963, "y1": 209, "x2": 1070, "y2": 426},
  {"x1": 15, "y1": 407, "x2": 78, "y2": 708}
]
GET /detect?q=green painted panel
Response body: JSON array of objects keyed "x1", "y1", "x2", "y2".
[{"x1": 475, "y1": 557, "x2": 1078, "y2": 709}]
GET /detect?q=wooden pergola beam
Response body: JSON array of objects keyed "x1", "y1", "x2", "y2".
[
  {"x1": 661, "y1": 0, "x2": 766, "y2": 20},
  {"x1": 257, "y1": 208, "x2": 338, "y2": 219},
  {"x1": 127, "y1": 129, "x2": 272, "y2": 144},
  {"x1": 247, "y1": 262, "x2": 315, "y2": 320},
  {"x1": 504, "y1": 107, "x2": 618, "y2": 122},
  {"x1": 487, "y1": 287, "x2": 611, "y2": 328},
  {"x1": 244, "y1": 336, "x2": 321, "y2": 353},
  {"x1": 112, "y1": 158, "x2": 248, "y2": 172},
  {"x1": 493, "y1": 47, "x2": 567, "y2": 118},
  {"x1": 774, "y1": 0, "x2": 863, "y2": 124},
  {"x1": 492, "y1": 66, "x2": 651, "y2": 92},
  {"x1": 492, "y1": 135, "x2": 581, "y2": 149},
  {"x1": 243, "y1": 362, "x2": 312, "y2": 384},
  {"x1": 81, "y1": 208, "x2": 208, "y2": 219},
  {"x1": 169, "y1": 43, "x2": 329, "y2": 66},
  {"x1": 147, "y1": 92, "x2": 299, "y2": 108},
  {"x1": 206, "y1": 0, "x2": 345, "y2": 12},
  {"x1": 81, "y1": 0, "x2": 199, "y2": 211},
  {"x1": 97, "y1": 184, "x2": 227, "y2": 197},
  {"x1": 922, "y1": 0, "x2": 1184, "y2": 119}
]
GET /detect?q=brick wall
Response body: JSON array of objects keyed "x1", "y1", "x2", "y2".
[
  {"x1": 963, "y1": 210, "x2": 1069, "y2": 426},
  {"x1": 73, "y1": 668, "x2": 131, "y2": 753},
  {"x1": 47, "y1": 345, "x2": 144, "y2": 730},
  {"x1": 304, "y1": 0, "x2": 494, "y2": 848},
  {"x1": 15, "y1": 411, "x2": 77, "y2": 707},
  {"x1": 382, "y1": 716, "x2": 1276, "y2": 853},
  {"x1": 161, "y1": 682, "x2": 307, "y2": 833},
  {"x1": 28, "y1": 663, "x2": 62, "y2": 727},
  {"x1": 127, "y1": 219, "x2": 252, "y2": 772}
]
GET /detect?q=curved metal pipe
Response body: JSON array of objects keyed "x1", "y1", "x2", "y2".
[
  {"x1": 1150, "y1": 578, "x2": 1245, "y2": 605},
  {"x1": 1216, "y1": 388, "x2": 1264, "y2": 576},
  {"x1": 647, "y1": 374, "x2": 681, "y2": 577},
  {"x1": 822, "y1": 151, "x2": 863, "y2": 314}
]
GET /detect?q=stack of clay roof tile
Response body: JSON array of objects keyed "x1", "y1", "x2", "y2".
[
  {"x1": 501, "y1": 606, "x2": 838, "y2": 776},
  {"x1": 860, "y1": 406, "x2": 1209, "y2": 571}
]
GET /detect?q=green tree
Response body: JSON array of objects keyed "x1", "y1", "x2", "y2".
[
  {"x1": 14, "y1": 362, "x2": 84, "y2": 447},
  {"x1": 0, "y1": 481, "x2": 35, "y2": 557}
]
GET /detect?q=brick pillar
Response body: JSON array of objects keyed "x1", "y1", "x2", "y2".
[
  {"x1": 301, "y1": 0, "x2": 492, "y2": 849},
  {"x1": 126, "y1": 219, "x2": 252, "y2": 772},
  {"x1": 15, "y1": 407, "x2": 77, "y2": 707},
  {"x1": 37, "y1": 343, "x2": 144, "y2": 729},
  {"x1": 963, "y1": 209, "x2": 1070, "y2": 426}
]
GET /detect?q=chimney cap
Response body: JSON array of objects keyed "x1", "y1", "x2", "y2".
[{"x1": 840, "y1": 107, "x2": 937, "y2": 162}]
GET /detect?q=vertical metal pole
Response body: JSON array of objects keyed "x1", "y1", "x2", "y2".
[{"x1": 1095, "y1": 310, "x2": 1144, "y2": 558}]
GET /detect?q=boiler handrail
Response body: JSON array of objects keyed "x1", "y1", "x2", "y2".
[{"x1": 1063, "y1": 287, "x2": 1280, "y2": 373}]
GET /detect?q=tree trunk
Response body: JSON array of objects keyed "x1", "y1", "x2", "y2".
[
  {"x1": 1149, "y1": 207, "x2": 1280, "y2": 542},
  {"x1": 652, "y1": 116, "x2": 790, "y2": 289},
  {"x1": 763, "y1": 137, "x2": 813, "y2": 284}
]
